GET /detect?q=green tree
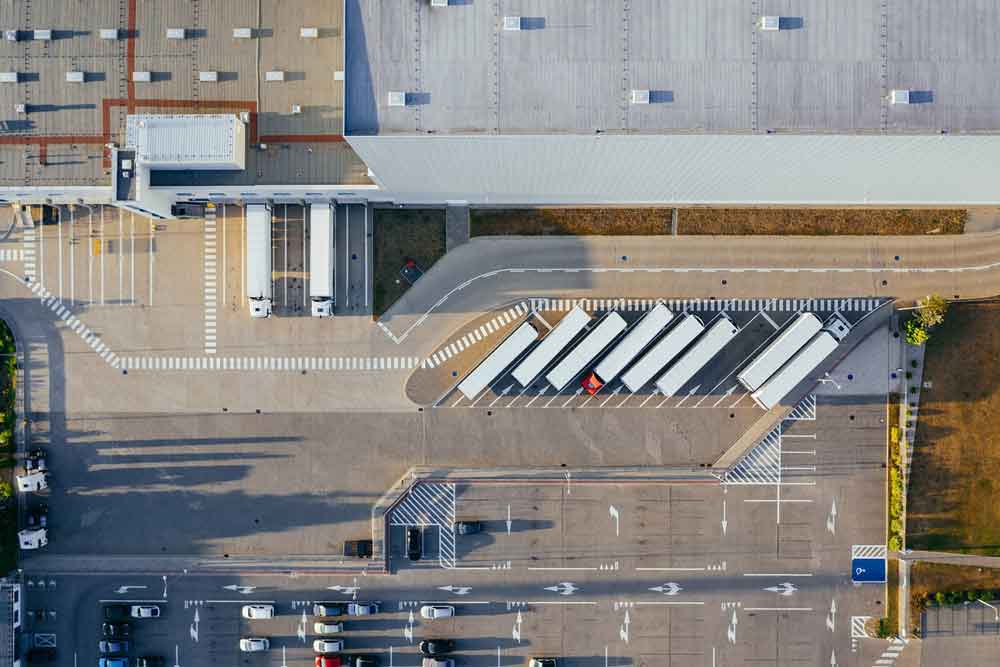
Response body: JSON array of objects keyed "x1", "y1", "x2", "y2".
[
  {"x1": 916, "y1": 294, "x2": 949, "y2": 328},
  {"x1": 0, "y1": 481, "x2": 12, "y2": 499},
  {"x1": 905, "y1": 319, "x2": 929, "y2": 346}
]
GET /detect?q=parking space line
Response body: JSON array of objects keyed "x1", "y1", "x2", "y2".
[
  {"x1": 635, "y1": 567, "x2": 706, "y2": 572},
  {"x1": 742, "y1": 573, "x2": 813, "y2": 577},
  {"x1": 635, "y1": 601, "x2": 705, "y2": 606}
]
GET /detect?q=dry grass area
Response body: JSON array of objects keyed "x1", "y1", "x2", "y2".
[
  {"x1": 909, "y1": 562, "x2": 1000, "y2": 634},
  {"x1": 678, "y1": 208, "x2": 966, "y2": 235},
  {"x1": 373, "y1": 208, "x2": 446, "y2": 316},
  {"x1": 471, "y1": 208, "x2": 673, "y2": 236},
  {"x1": 907, "y1": 303, "x2": 1000, "y2": 555}
]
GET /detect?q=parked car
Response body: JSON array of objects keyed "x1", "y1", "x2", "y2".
[
  {"x1": 454, "y1": 521, "x2": 483, "y2": 535},
  {"x1": 136, "y1": 658, "x2": 165, "y2": 667},
  {"x1": 315, "y1": 656, "x2": 341, "y2": 667},
  {"x1": 99, "y1": 659, "x2": 129, "y2": 667},
  {"x1": 421, "y1": 659, "x2": 454, "y2": 667},
  {"x1": 406, "y1": 528, "x2": 422, "y2": 561},
  {"x1": 419, "y1": 639, "x2": 455, "y2": 656},
  {"x1": 241, "y1": 604, "x2": 274, "y2": 619},
  {"x1": 420, "y1": 605, "x2": 455, "y2": 620},
  {"x1": 239, "y1": 637, "x2": 269, "y2": 652},
  {"x1": 352, "y1": 655, "x2": 379, "y2": 667},
  {"x1": 346, "y1": 602, "x2": 379, "y2": 616},
  {"x1": 343, "y1": 539, "x2": 373, "y2": 558},
  {"x1": 24, "y1": 449, "x2": 46, "y2": 474},
  {"x1": 529, "y1": 659, "x2": 557, "y2": 667},
  {"x1": 313, "y1": 639, "x2": 344, "y2": 654},
  {"x1": 314, "y1": 621, "x2": 343, "y2": 634},
  {"x1": 313, "y1": 603, "x2": 344, "y2": 617},
  {"x1": 99, "y1": 640, "x2": 131, "y2": 654},
  {"x1": 130, "y1": 605, "x2": 160, "y2": 619},
  {"x1": 25, "y1": 507, "x2": 48, "y2": 529},
  {"x1": 103, "y1": 605, "x2": 130, "y2": 622},
  {"x1": 102, "y1": 622, "x2": 131, "y2": 638}
]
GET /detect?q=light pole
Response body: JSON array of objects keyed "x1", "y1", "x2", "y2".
[{"x1": 976, "y1": 598, "x2": 1000, "y2": 623}]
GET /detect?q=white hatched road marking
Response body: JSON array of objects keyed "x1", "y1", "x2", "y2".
[
  {"x1": 388, "y1": 482, "x2": 457, "y2": 568},
  {"x1": 784, "y1": 394, "x2": 817, "y2": 421},
  {"x1": 204, "y1": 208, "x2": 218, "y2": 354},
  {"x1": 723, "y1": 424, "x2": 782, "y2": 485},
  {"x1": 852, "y1": 545, "x2": 887, "y2": 559}
]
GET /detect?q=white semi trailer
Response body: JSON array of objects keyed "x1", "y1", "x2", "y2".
[
  {"x1": 245, "y1": 203, "x2": 273, "y2": 318},
  {"x1": 309, "y1": 203, "x2": 335, "y2": 317}
]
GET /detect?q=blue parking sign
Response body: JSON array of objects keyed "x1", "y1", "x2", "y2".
[{"x1": 852, "y1": 557, "x2": 887, "y2": 583}]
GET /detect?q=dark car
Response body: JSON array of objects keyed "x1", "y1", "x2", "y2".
[
  {"x1": 353, "y1": 656, "x2": 379, "y2": 667},
  {"x1": 454, "y1": 521, "x2": 483, "y2": 535},
  {"x1": 102, "y1": 622, "x2": 131, "y2": 638},
  {"x1": 103, "y1": 605, "x2": 130, "y2": 622},
  {"x1": 25, "y1": 647, "x2": 56, "y2": 663},
  {"x1": 343, "y1": 539, "x2": 373, "y2": 558},
  {"x1": 419, "y1": 639, "x2": 455, "y2": 657},
  {"x1": 99, "y1": 639, "x2": 130, "y2": 654},
  {"x1": 406, "y1": 528, "x2": 421, "y2": 561},
  {"x1": 136, "y1": 657, "x2": 165, "y2": 667},
  {"x1": 312, "y1": 602, "x2": 344, "y2": 617}
]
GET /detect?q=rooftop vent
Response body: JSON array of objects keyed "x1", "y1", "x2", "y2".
[
  {"x1": 3, "y1": 30, "x2": 18, "y2": 42},
  {"x1": 265, "y1": 70, "x2": 285, "y2": 82},
  {"x1": 291, "y1": 104, "x2": 302, "y2": 114},
  {"x1": 15, "y1": 103, "x2": 26, "y2": 114},
  {"x1": 387, "y1": 91, "x2": 407, "y2": 107},
  {"x1": 233, "y1": 28, "x2": 253, "y2": 39},
  {"x1": 66, "y1": 71, "x2": 85, "y2": 83},
  {"x1": 132, "y1": 71, "x2": 152, "y2": 82},
  {"x1": 100, "y1": 29, "x2": 119, "y2": 40},
  {"x1": 300, "y1": 27, "x2": 319, "y2": 38},
  {"x1": 759, "y1": 16, "x2": 781, "y2": 31},
  {"x1": 166, "y1": 28, "x2": 186, "y2": 40},
  {"x1": 630, "y1": 89, "x2": 650, "y2": 105},
  {"x1": 503, "y1": 16, "x2": 522, "y2": 31},
  {"x1": 199, "y1": 71, "x2": 219, "y2": 82}
]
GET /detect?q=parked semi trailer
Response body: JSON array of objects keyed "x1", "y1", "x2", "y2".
[
  {"x1": 512, "y1": 306, "x2": 591, "y2": 386},
  {"x1": 309, "y1": 203, "x2": 335, "y2": 317},
  {"x1": 655, "y1": 315, "x2": 739, "y2": 398},
  {"x1": 458, "y1": 321, "x2": 539, "y2": 400},
  {"x1": 585, "y1": 303, "x2": 674, "y2": 393},
  {"x1": 546, "y1": 312, "x2": 628, "y2": 391},
  {"x1": 245, "y1": 203, "x2": 273, "y2": 318},
  {"x1": 620, "y1": 314, "x2": 705, "y2": 393},
  {"x1": 737, "y1": 312, "x2": 822, "y2": 391}
]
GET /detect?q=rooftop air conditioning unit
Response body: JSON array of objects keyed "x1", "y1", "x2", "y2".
[
  {"x1": 300, "y1": 27, "x2": 319, "y2": 38},
  {"x1": 387, "y1": 91, "x2": 406, "y2": 107},
  {"x1": 503, "y1": 16, "x2": 522, "y2": 31},
  {"x1": 631, "y1": 89, "x2": 650, "y2": 105},
  {"x1": 233, "y1": 28, "x2": 253, "y2": 39},
  {"x1": 66, "y1": 71, "x2": 85, "y2": 83},
  {"x1": 132, "y1": 71, "x2": 152, "y2": 82},
  {"x1": 265, "y1": 70, "x2": 285, "y2": 82},
  {"x1": 291, "y1": 104, "x2": 302, "y2": 114},
  {"x1": 0, "y1": 72, "x2": 19, "y2": 84},
  {"x1": 759, "y1": 16, "x2": 781, "y2": 31},
  {"x1": 3, "y1": 30, "x2": 18, "y2": 42},
  {"x1": 33, "y1": 30, "x2": 52, "y2": 40},
  {"x1": 431, "y1": 0, "x2": 449, "y2": 6},
  {"x1": 890, "y1": 89, "x2": 911, "y2": 105},
  {"x1": 199, "y1": 71, "x2": 219, "y2": 82},
  {"x1": 15, "y1": 103, "x2": 26, "y2": 114},
  {"x1": 100, "y1": 29, "x2": 119, "y2": 40},
  {"x1": 166, "y1": 28, "x2": 186, "y2": 39}
]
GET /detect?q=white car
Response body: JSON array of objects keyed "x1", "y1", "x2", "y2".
[
  {"x1": 240, "y1": 637, "x2": 269, "y2": 652},
  {"x1": 314, "y1": 621, "x2": 344, "y2": 634},
  {"x1": 313, "y1": 639, "x2": 344, "y2": 653},
  {"x1": 130, "y1": 605, "x2": 161, "y2": 619},
  {"x1": 422, "y1": 659, "x2": 454, "y2": 667},
  {"x1": 420, "y1": 605, "x2": 455, "y2": 620},
  {"x1": 242, "y1": 604, "x2": 274, "y2": 620}
]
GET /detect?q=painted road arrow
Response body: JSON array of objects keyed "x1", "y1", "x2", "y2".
[
  {"x1": 438, "y1": 585, "x2": 472, "y2": 596},
  {"x1": 544, "y1": 582, "x2": 578, "y2": 596},
  {"x1": 763, "y1": 582, "x2": 798, "y2": 596},
  {"x1": 506, "y1": 504, "x2": 512, "y2": 534},
  {"x1": 222, "y1": 584, "x2": 256, "y2": 595},
  {"x1": 648, "y1": 582, "x2": 683, "y2": 596},
  {"x1": 115, "y1": 585, "x2": 148, "y2": 594}
]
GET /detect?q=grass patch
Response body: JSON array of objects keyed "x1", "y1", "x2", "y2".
[
  {"x1": 471, "y1": 208, "x2": 673, "y2": 236},
  {"x1": 677, "y1": 208, "x2": 966, "y2": 235},
  {"x1": 886, "y1": 558, "x2": 900, "y2": 635},
  {"x1": 909, "y1": 562, "x2": 1000, "y2": 636},
  {"x1": 372, "y1": 208, "x2": 447, "y2": 317},
  {"x1": 888, "y1": 394, "x2": 904, "y2": 551},
  {"x1": 0, "y1": 319, "x2": 16, "y2": 574},
  {"x1": 907, "y1": 303, "x2": 1000, "y2": 555}
]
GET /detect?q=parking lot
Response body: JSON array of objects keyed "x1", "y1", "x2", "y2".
[{"x1": 427, "y1": 297, "x2": 888, "y2": 410}]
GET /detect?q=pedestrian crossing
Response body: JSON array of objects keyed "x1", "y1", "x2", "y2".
[
  {"x1": 0, "y1": 247, "x2": 24, "y2": 262},
  {"x1": 423, "y1": 301, "x2": 529, "y2": 369},
  {"x1": 27, "y1": 279, "x2": 121, "y2": 368},
  {"x1": 872, "y1": 638, "x2": 908, "y2": 666},
  {"x1": 530, "y1": 297, "x2": 885, "y2": 313},
  {"x1": 118, "y1": 355, "x2": 420, "y2": 371},
  {"x1": 203, "y1": 208, "x2": 218, "y2": 354},
  {"x1": 21, "y1": 229, "x2": 36, "y2": 282}
]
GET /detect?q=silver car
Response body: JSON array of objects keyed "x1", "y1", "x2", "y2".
[{"x1": 347, "y1": 602, "x2": 379, "y2": 616}]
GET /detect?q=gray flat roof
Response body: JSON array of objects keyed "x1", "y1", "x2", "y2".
[
  {"x1": 0, "y1": 0, "x2": 371, "y2": 188},
  {"x1": 347, "y1": 0, "x2": 1000, "y2": 135}
]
